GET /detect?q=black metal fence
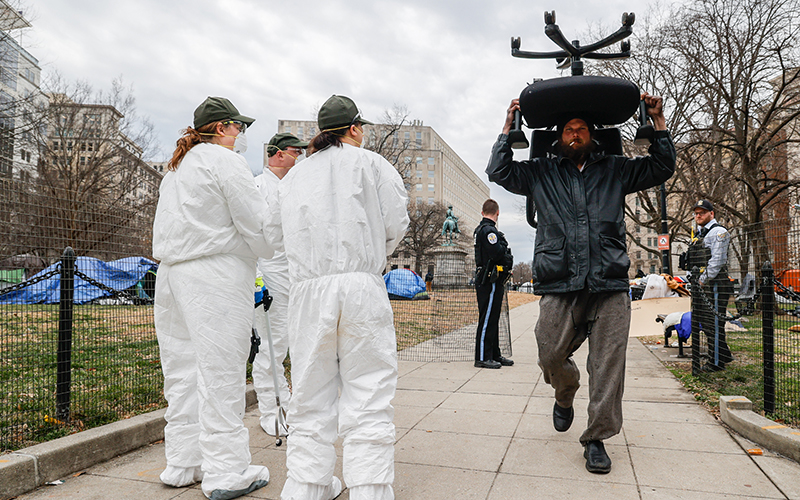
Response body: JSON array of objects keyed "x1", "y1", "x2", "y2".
[
  {"x1": 689, "y1": 217, "x2": 800, "y2": 427},
  {"x1": 1, "y1": 178, "x2": 161, "y2": 451},
  {"x1": 1, "y1": 173, "x2": 512, "y2": 450},
  {"x1": 387, "y1": 255, "x2": 511, "y2": 362}
]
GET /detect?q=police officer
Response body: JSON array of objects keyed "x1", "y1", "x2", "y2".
[
  {"x1": 473, "y1": 199, "x2": 514, "y2": 369},
  {"x1": 691, "y1": 199, "x2": 733, "y2": 371}
]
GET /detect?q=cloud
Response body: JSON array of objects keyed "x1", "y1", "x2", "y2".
[{"x1": 25, "y1": 0, "x2": 659, "y2": 260}]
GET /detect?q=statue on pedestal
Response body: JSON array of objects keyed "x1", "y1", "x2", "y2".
[{"x1": 441, "y1": 205, "x2": 461, "y2": 246}]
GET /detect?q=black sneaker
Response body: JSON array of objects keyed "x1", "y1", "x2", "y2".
[
  {"x1": 583, "y1": 440, "x2": 612, "y2": 474},
  {"x1": 474, "y1": 359, "x2": 501, "y2": 369},
  {"x1": 494, "y1": 356, "x2": 514, "y2": 366},
  {"x1": 553, "y1": 402, "x2": 574, "y2": 432}
]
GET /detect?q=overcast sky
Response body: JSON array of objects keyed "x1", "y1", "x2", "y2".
[{"x1": 19, "y1": 0, "x2": 660, "y2": 262}]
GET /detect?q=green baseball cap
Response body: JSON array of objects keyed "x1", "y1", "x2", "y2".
[
  {"x1": 266, "y1": 132, "x2": 309, "y2": 157},
  {"x1": 318, "y1": 95, "x2": 374, "y2": 131},
  {"x1": 193, "y1": 96, "x2": 255, "y2": 129}
]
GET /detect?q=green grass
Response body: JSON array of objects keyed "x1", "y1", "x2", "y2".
[
  {"x1": 2, "y1": 290, "x2": 489, "y2": 451},
  {"x1": 392, "y1": 289, "x2": 479, "y2": 351},
  {"x1": 1, "y1": 304, "x2": 164, "y2": 451},
  {"x1": 646, "y1": 303, "x2": 800, "y2": 427}
]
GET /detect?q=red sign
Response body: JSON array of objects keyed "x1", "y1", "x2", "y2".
[{"x1": 657, "y1": 234, "x2": 670, "y2": 251}]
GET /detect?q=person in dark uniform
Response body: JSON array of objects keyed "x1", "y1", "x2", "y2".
[
  {"x1": 690, "y1": 199, "x2": 733, "y2": 371},
  {"x1": 473, "y1": 199, "x2": 514, "y2": 369}
]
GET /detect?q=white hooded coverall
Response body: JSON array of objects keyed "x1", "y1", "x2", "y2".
[
  {"x1": 276, "y1": 143, "x2": 409, "y2": 500},
  {"x1": 252, "y1": 168, "x2": 291, "y2": 435},
  {"x1": 153, "y1": 143, "x2": 277, "y2": 499}
]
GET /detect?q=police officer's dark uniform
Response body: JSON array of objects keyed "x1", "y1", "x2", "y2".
[
  {"x1": 684, "y1": 199, "x2": 733, "y2": 371},
  {"x1": 474, "y1": 217, "x2": 514, "y2": 369}
]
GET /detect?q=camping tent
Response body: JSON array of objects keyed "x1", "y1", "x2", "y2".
[
  {"x1": 384, "y1": 268, "x2": 427, "y2": 300},
  {"x1": 0, "y1": 254, "x2": 48, "y2": 278},
  {"x1": 0, "y1": 256, "x2": 157, "y2": 305},
  {"x1": 519, "y1": 282, "x2": 535, "y2": 294}
]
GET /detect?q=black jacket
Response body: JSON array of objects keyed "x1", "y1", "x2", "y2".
[
  {"x1": 486, "y1": 130, "x2": 676, "y2": 294},
  {"x1": 474, "y1": 217, "x2": 513, "y2": 273}
]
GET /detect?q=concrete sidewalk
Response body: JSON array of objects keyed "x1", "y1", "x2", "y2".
[{"x1": 13, "y1": 301, "x2": 800, "y2": 499}]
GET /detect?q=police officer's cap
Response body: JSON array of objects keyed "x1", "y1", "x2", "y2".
[{"x1": 693, "y1": 199, "x2": 714, "y2": 212}]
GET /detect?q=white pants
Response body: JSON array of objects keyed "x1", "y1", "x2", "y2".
[
  {"x1": 155, "y1": 254, "x2": 268, "y2": 497},
  {"x1": 252, "y1": 265, "x2": 291, "y2": 431},
  {"x1": 281, "y1": 272, "x2": 397, "y2": 500}
]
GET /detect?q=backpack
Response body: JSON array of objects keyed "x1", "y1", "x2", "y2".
[{"x1": 678, "y1": 223, "x2": 722, "y2": 271}]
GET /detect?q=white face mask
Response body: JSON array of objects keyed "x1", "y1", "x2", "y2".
[{"x1": 233, "y1": 132, "x2": 248, "y2": 154}]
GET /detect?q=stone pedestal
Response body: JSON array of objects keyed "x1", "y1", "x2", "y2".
[{"x1": 433, "y1": 246, "x2": 469, "y2": 287}]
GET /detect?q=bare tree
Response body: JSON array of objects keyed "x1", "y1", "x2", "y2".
[
  {"x1": 512, "y1": 261, "x2": 532, "y2": 284},
  {"x1": 590, "y1": 0, "x2": 800, "y2": 271},
  {"x1": 398, "y1": 200, "x2": 447, "y2": 274},
  {"x1": 364, "y1": 104, "x2": 414, "y2": 184},
  {"x1": 17, "y1": 76, "x2": 160, "y2": 260}
]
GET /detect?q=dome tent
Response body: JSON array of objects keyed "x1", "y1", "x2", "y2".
[{"x1": 384, "y1": 268, "x2": 428, "y2": 300}]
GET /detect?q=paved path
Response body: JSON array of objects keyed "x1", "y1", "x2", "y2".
[{"x1": 15, "y1": 301, "x2": 800, "y2": 499}]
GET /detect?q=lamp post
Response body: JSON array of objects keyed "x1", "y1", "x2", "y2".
[{"x1": 660, "y1": 183, "x2": 671, "y2": 274}]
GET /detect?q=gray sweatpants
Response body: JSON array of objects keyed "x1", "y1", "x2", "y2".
[{"x1": 535, "y1": 288, "x2": 630, "y2": 444}]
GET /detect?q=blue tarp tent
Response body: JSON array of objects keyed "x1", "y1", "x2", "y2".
[
  {"x1": 0, "y1": 256, "x2": 157, "y2": 305},
  {"x1": 384, "y1": 269, "x2": 427, "y2": 300}
]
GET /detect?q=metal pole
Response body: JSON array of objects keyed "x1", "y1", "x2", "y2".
[
  {"x1": 571, "y1": 40, "x2": 583, "y2": 76},
  {"x1": 761, "y1": 261, "x2": 775, "y2": 414},
  {"x1": 660, "y1": 183, "x2": 671, "y2": 274},
  {"x1": 56, "y1": 246, "x2": 75, "y2": 422}
]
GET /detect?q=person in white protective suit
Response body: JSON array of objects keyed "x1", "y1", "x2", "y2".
[
  {"x1": 276, "y1": 95, "x2": 409, "y2": 500},
  {"x1": 252, "y1": 132, "x2": 308, "y2": 437},
  {"x1": 153, "y1": 96, "x2": 278, "y2": 500}
]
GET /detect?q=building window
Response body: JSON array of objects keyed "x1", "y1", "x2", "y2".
[
  {"x1": 416, "y1": 184, "x2": 422, "y2": 191},
  {"x1": 416, "y1": 197, "x2": 423, "y2": 205},
  {"x1": 636, "y1": 251, "x2": 641, "y2": 259},
  {"x1": 416, "y1": 157, "x2": 422, "y2": 164},
  {"x1": 428, "y1": 171, "x2": 434, "y2": 178},
  {"x1": 428, "y1": 184, "x2": 434, "y2": 192},
  {"x1": 416, "y1": 170, "x2": 422, "y2": 178},
  {"x1": 428, "y1": 197, "x2": 434, "y2": 204},
  {"x1": 404, "y1": 156, "x2": 411, "y2": 164},
  {"x1": 428, "y1": 157, "x2": 434, "y2": 165},
  {"x1": 416, "y1": 131, "x2": 422, "y2": 147},
  {"x1": 297, "y1": 126, "x2": 303, "y2": 138},
  {"x1": 650, "y1": 264, "x2": 656, "y2": 274}
]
